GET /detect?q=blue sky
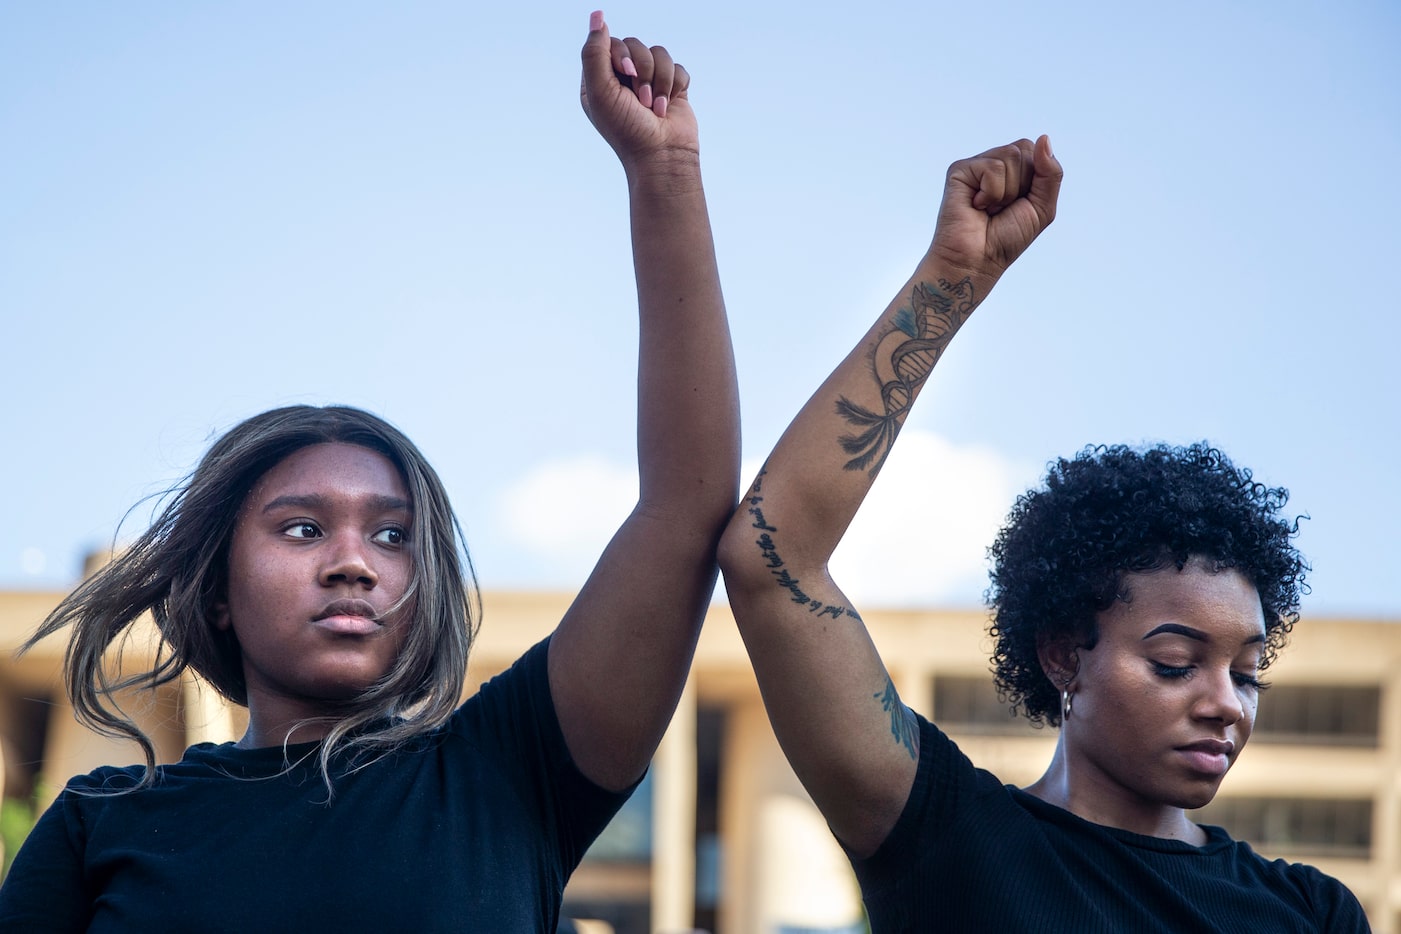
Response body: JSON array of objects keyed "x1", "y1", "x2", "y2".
[{"x1": 4, "y1": 1, "x2": 1399, "y2": 618}]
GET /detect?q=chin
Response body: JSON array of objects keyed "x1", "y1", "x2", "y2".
[{"x1": 1170, "y1": 780, "x2": 1225, "y2": 812}]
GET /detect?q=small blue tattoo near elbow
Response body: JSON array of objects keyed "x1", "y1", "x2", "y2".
[{"x1": 875, "y1": 678, "x2": 917, "y2": 760}]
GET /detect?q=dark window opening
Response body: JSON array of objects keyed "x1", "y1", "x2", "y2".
[
  {"x1": 1197, "y1": 797, "x2": 1372, "y2": 858},
  {"x1": 1252, "y1": 684, "x2": 1379, "y2": 747},
  {"x1": 933, "y1": 675, "x2": 1042, "y2": 735}
]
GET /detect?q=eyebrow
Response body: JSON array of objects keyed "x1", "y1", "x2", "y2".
[
  {"x1": 260, "y1": 493, "x2": 413, "y2": 514},
  {"x1": 1142, "y1": 622, "x2": 1266, "y2": 646}
]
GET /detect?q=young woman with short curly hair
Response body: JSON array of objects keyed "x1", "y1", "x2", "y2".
[{"x1": 718, "y1": 137, "x2": 1367, "y2": 932}]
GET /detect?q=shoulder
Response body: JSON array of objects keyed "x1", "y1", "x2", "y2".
[
  {"x1": 1213, "y1": 832, "x2": 1370, "y2": 930},
  {"x1": 443, "y1": 636, "x2": 634, "y2": 863},
  {"x1": 449, "y1": 636, "x2": 553, "y2": 734},
  {"x1": 60, "y1": 737, "x2": 274, "y2": 792},
  {"x1": 55, "y1": 761, "x2": 148, "y2": 806},
  {"x1": 1, "y1": 764, "x2": 150, "y2": 898},
  {"x1": 62, "y1": 763, "x2": 148, "y2": 795},
  {"x1": 53, "y1": 739, "x2": 332, "y2": 817},
  {"x1": 442, "y1": 636, "x2": 579, "y2": 784},
  {"x1": 908, "y1": 714, "x2": 1004, "y2": 809},
  {"x1": 1272, "y1": 857, "x2": 1369, "y2": 929},
  {"x1": 856, "y1": 715, "x2": 1006, "y2": 867}
]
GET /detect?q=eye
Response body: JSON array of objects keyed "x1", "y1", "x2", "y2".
[
  {"x1": 1232, "y1": 671, "x2": 1268, "y2": 691},
  {"x1": 283, "y1": 521, "x2": 322, "y2": 540},
  {"x1": 1151, "y1": 662, "x2": 1194, "y2": 680},
  {"x1": 372, "y1": 526, "x2": 407, "y2": 547}
]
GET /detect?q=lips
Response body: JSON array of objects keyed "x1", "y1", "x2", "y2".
[
  {"x1": 312, "y1": 598, "x2": 383, "y2": 635},
  {"x1": 314, "y1": 598, "x2": 380, "y2": 622},
  {"x1": 1176, "y1": 738, "x2": 1235, "y2": 777},
  {"x1": 1178, "y1": 739, "x2": 1234, "y2": 756}
]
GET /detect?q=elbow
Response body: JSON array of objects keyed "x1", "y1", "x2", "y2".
[
  {"x1": 638, "y1": 485, "x2": 739, "y2": 548},
  {"x1": 709, "y1": 473, "x2": 744, "y2": 532},
  {"x1": 716, "y1": 516, "x2": 745, "y2": 586},
  {"x1": 720, "y1": 498, "x2": 841, "y2": 624},
  {"x1": 639, "y1": 459, "x2": 742, "y2": 536},
  {"x1": 717, "y1": 505, "x2": 769, "y2": 600}
]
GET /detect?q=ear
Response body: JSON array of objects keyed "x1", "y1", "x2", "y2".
[
  {"x1": 212, "y1": 602, "x2": 231, "y2": 632},
  {"x1": 1036, "y1": 635, "x2": 1080, "y2": 691}
]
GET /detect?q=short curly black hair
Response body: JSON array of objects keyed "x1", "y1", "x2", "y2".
[{"x1": 985, "y1": 442, "x2": 1307, "y2": 726}]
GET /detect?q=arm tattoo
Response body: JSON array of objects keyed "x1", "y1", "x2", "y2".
[
  {"x1": 875, "y1": 677, "x2": 918, "y2": 760},
  {"x1": 744, "y1": 466, "x2": 862, "y2": 622},
  {"x1": 836, "y1": 277, "x2": 977, "y2": 475}
]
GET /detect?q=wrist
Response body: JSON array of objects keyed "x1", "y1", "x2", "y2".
[
  {"x1": 623, "y1": 148, "x2": 704, "y2": 198},
  {"x1": 915, "y1": 248, "x2": 1003, "y2": 303}
]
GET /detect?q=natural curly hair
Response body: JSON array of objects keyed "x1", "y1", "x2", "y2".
[{"x1": 985, "y1": 442, "x2": 1307, "y2": 727}]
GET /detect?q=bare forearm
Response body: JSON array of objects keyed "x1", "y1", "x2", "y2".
[
  {"x1": 734, "y1": 262, "x2": 984, "y2": 575},
  {"x1": 629, "y1": 153, "x2": 739, "y2": 514}
]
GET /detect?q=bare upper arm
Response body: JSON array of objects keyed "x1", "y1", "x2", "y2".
[{"x1": 719, "y1": 520, "x2": 920, "y2": 856}]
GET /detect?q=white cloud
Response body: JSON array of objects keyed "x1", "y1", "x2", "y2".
[
  {"x1": 826, "y1": 431, "x2": 1030, "y2": 609},
  {"x1": 20, "y1": 547, "x2": 46, "y2": 576},
  {"x1": 495, "y1": 454, "x2": 637, "y2": 581},
  {"x1": 497, "y1": 435, "x2": 1031, "y2": 609}
]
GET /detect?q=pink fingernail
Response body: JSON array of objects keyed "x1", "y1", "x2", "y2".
[
  {"x1": 639, "y1": 83, "x2": 652, "y2": 108},
  {"x1": 654, "y1": 95, "x2": 668, "y2": 117},
  {"x1": 589, "y1": 10, "x2": 603, "y2": 31},
  {"x1": 622, "y1": 57, "x2": 637, "y2": 77}
]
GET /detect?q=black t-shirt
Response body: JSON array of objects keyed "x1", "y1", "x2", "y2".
[
  {"x1": 0, "y1": 638, "x2": 631, "y2": 932},
  {"x1": 852, "y1": 717, "x2": 1370, "y2": 933}
]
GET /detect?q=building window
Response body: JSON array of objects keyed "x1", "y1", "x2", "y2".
[
  {"x1": 933, "y1": 676, "x2": 1041, "y2": 735},
  {"x1": 1252, "y1": 684, "x2": 1380, "y2": 747},
  {"x1": 1197, "y1": 797, "x2": 1373, "y2": 858},
  {"x1": 693, "y1": 706, "x2": 725, "y2": 934}
]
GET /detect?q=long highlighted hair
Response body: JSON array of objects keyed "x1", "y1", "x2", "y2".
[{"x1": 24, "y1": 405, "x2": 480, "y2": 793}]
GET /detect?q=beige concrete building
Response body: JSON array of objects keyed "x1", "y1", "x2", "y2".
[{"x1": 2, "y1": 582, "x2": 1397, "y2": 932}]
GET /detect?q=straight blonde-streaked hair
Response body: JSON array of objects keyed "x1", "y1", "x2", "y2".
[{"x1": 23, "y1": 405, "x2": 480, "y2": 795}]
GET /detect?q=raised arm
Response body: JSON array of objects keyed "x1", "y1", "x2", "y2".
[
  {"x1": 547, "y1": 12, "x2": 740, "y2": 791},
  {"x1": 718, "y1": 138, "x2": 1062, "y2": 855}
]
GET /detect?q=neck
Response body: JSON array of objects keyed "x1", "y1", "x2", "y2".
[
  {"x1": 237, "y1": 699, "x2": 338, "y2": 749},
  {"x1": 1022, "y1": 735, "x2": 1206, "y2": 844}
]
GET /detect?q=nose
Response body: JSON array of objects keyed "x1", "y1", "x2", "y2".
[
  {"x1": 319, "y1": 533, "x2": 378, "y2": 589},
  {"x1": 1193, "y1": 667, "x2": 1246, "y2": 726}
]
